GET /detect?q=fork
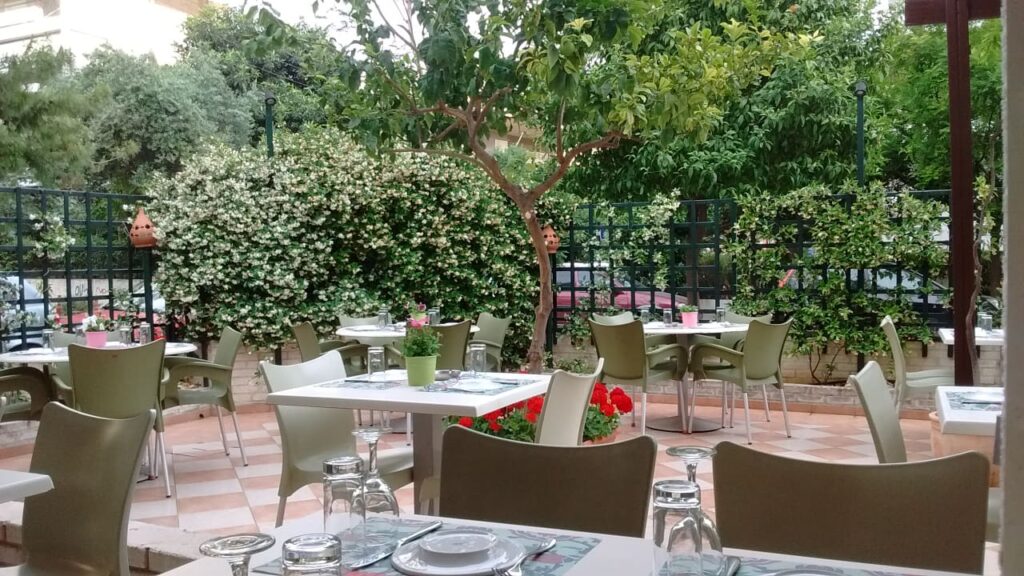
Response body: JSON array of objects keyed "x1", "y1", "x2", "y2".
[{"x1": 492, "y1": 537, "x2": 557, "y2": 576}]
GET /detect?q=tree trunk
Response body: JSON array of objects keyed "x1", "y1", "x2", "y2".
[{"x1": 522, "y1": 209, "x2": 553, "y2": 373}]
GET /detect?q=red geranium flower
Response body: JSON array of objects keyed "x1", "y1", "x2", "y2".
[
  {"x1": 612, "y1": 393, "x2": 633, "y2": 414},
  {"x1": 525, "y1": 412, "x2": 537, "y2": 423},
  {"x1": 458, "y1": 416, "x2": 474, "y2": 427},
  {"x1": 484, "y1": 410, "x2": 502, "y2": 422},
  {"x1": 488, "y1": 420, "x2": 502, "y2": 432},
  {"x1": 600, "y1": 402, "x2": 615, "y2": 417},
  {"x1": 610, "y1": 386, "x2": 626, "y2": 398},
  {"x1": 527, "y1": 396, "x2": 544, "y2": 414},
  {"x1": 590, "y1": 388, "x2": 607, "y2": 405},
  {"x1": 594, "y1": 382, "x2": 608, "y2": 394}
]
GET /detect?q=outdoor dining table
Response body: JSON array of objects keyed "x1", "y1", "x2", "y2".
[
  {"x1": 938, "y1": 327, "x2": 1005, "y2": 347},
  {"x1": 266, "y1": 371, "x2": 549, "y2": 508},
  {"x1": 0, "y1": 341, "x2": 199, "y2": 366},
  {"x1": 160, "y1": 509, "x2": 974, "y2": 576},
  {"x1": 642, "y1": 321, "x2": 749, "y2": 434},
  {"x1": 0, "y1": 469, "x2": 52, "y2": 504},
  {"x1": 336, "y1": 323, "x2": 480, "y2": 346},
  {"x1": 932, "y1": 385, "x2": 1003, "y2": 485}
]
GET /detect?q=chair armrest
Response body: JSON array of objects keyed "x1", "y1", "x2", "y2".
[
  {"x1": 384, "y1": 345, "x2": 405, "y2": 368},
  {"x1": 470, "y1": 338, "x2": 503, "y2": 349},
  {"x1": 689, "y1": 343, "x2": 744, "y2": 378},
  {"x1": 646, "y1": 344, "x2": 687, "y2": 369},
  {"x1": 165, "y1": 361, "x2": 232, "y2": 385},
  {"x1": 0, "y1": 370, "x2": 52, "y2": 418}
]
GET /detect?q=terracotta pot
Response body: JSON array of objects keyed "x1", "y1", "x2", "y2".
[
  {"x1": 584, "y1": 429, "x2": 619, "y2": 445},
  {"x1": 85, "y1": 331, "x2": 108, "y2": 348},
  {"x1": 130, "y1": 208, "x2": 157, "y2": 248},
  {"x1": 405, "y1": 355, "x2": 437, "y2": 386},
  {"x1": 542, "y1": 225, "x2": 560, "y2": 254},
  {"x1": 680, "y1": 311, "x2": 699, "y2": 328}
]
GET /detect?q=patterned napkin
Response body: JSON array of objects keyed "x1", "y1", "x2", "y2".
[
  {"x1": 253, "y1": 518, "x2": 600, "y2": 576},
  {"x1": 946, "y1": 390, "x2": 1004, "y2": 412},
  {"x1": 424, "y1": 377, "x2": 542, "y2": 396},
  {"x1": 732, "y1": 555, "x2": 921, "y2": 575}
]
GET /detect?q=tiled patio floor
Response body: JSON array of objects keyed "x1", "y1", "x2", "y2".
[{"x1": 0, "y1": 402, "x2": 935, "y2": 535}]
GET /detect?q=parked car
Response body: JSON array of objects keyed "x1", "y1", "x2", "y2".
[{"x1": 554, "y1": 264, "x2": 685, "y2": 322}]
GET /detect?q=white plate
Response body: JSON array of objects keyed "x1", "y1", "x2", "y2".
[
  {"x1": 447, "y1": 380, "x2": 507, "y2": 393},
  {"x1": 418, "y1": 529, "x2": 498, "y2": 556},
  {"x1": 392, "y1": 537, "x2": 524, "y2": 576},
  {"x1": 348, "y1": 325, "x2": 384, "y2": 332}
]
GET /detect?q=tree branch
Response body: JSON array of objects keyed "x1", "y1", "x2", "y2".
[
  {"x1": 392, "y1": 147, "x2": 489, "y2": 173},
  {"x1": 369, "y1": 0, "x2": 423, "y2": 67},
  {"x1": 479, "y1": 87, "x2": 513, "y2": 119},
  {"x1": 555, "y1": 100, "x2": 565, "y2": 162},
  {"x1": 527, "y1": 131, "x2": 623, "y2": 204}
]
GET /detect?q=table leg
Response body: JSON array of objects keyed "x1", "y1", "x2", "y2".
[
  {"x1": 645, "y1": 372, "x2": 724, "y2": 434},
  {"x1": 411, "y1": 413, "x2": 443, "y2": 514}
]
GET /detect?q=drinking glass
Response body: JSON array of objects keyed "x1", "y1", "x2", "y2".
[
  {"x1": 428, "y1": 308, "x2": 440, "y2": 326},
  {"x1": 349, "y1": 428, "x2": 399, "y2": 564},
  {"x1": 41, "y1": 329, "x2": 54, "y2": 350},
  {"x1": 323, "y1": 456, "x2": 363, "y2": 535},
  {"x1": 199, "y1": 533, "x2": 275, "y2": 576},
  {"x1": 468, "y1": 343, "x2": 487, "y2": 375},
  {"x1": 979, "y1": 313, "x2": 993, "y2": 333},
  {"x1": 651, "y1": 480, "x2": 724, "y2": 576},
  {"x1": 666, "y1": 445, "x2": 716, "y2": 483},
  {"x1": 281, "y1": 533, "x2": 342, "y2": 575},
  {"x1": 715, "y1": 307, "x2": 726, "y2": 325},
  {"x1": 376, "y1": 308, "x2": 389, "y2": 329},
  {"x1": 119, "y1": 326, "x2": 132, "y2": 346},
  {"x1": 367, "y1": 347, "x2": 386, "y2": 383},
  {"x1": 641, "y1": 310, "x2": 652, "y2": 324},
  {"x1": 139, "y1": 322, "x2": 152, "y2": 344},
  {"x1": 663, "y1": 309, "x2": 674, "y2": 327}
]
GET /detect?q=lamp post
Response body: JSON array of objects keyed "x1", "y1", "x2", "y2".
[
  {"x1": 853, "y1": 80, "x2": 868, "y2": 186},
  {"x1": 264, "y1": 92, "x2": 277, "y2": 159}
]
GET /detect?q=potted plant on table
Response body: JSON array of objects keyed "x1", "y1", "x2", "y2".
[
  {"x1": 679, "y1": 304, "x2": 699, "y2": 328},
  {"x1": 402, "y1": 323, "x2": 440, "y2": 386},
  {"x1": 82, "y1": 315, "x2": 112, "y2": 348}
]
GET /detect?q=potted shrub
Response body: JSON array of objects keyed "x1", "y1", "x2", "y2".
[
  {"x1": 679, "y1": 304, "x2": 699, "y2": 328},
  {"x1": 82, "y1": 315, "x2": 111, "y2": 348},
  {"x1": 402, "y1": 324, "x2": 440, "y2": 386},
  {"x1": 583, "y1": 382, "x2": 634, "y2": 443}
]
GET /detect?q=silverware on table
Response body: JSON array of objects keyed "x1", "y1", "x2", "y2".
[
  {"x1": 492, "y1": 537, "x2": 557, "y2": 576},
  {"x1": 724, "y1": 555, "x2": 741, "y2": 576},
  {"x1": 347, "y1": 520, "x2": 443, "y2": 569}
]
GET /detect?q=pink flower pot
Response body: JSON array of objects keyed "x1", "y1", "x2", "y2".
[
  {"x1": 680, "y1": 311, "x2": 699, "y2": 328},
  {"x1": 85, "y1": 331, "x2": 108, "y2": 348}
]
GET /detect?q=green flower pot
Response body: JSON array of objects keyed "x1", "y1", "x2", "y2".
[{"x1": 405, "y1": 355, "x2": 437, "y2": 386}]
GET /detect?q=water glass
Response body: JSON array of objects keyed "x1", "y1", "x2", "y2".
[
  {"x1": 367, "y1": 347, "x2": 386, "y2": 382},
  {"x1": 376, "y1": 308, "x2": 389, "y2": 329},
  {"x1": 654, "y1": 512, "x2": 702, "y2": 576},
  {"x1": 641, "y1": 310, "x2": 652, "y2": 324},
  {"x1": 978, "y1": 313, "x2": 993, "y2": 333},
  {"x1": 468, "y1": 343, "x2": 487, "y2": 375},
  {"x1": 41, "y1": 329, "x2": 54, "y2": 350},
  {"x1": 119, "y1": 326, "x2": 132, "y2": 346},
  {"x1": 281, "y1": 533, "x2": 342, "y2": 575},
  {"x1": 663, "y1": 309, "x2": 674, "y2": 327},
  {"x1": 323, "y1": 457, "x2": 363, "y2": 535},
  {"x1": 715, "y1": 307, "x2": 726, "y2": 325},
  {"x1": 139, "y1": 322, "x2": 152, "y2": 344},
  {"x1": 428, "y1": 308, "x2": 440, "y2": 326},
  {"x1": 651, "y1": 480, "x2": 723, "y2": 576}
]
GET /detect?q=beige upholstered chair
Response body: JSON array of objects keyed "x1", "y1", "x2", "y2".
[
  {"x1": 535, "y1": 359, "x2": 604, "y2": 446},
  {"x1": 881, "y1": 315, "x2": 955, "y2": 407},
  {"x1": 259, "y1": 351, "x2": 413, "y2": 526},
  {"x1": 440, "y1": 425, "x2": 656, "y2": 537},
  {"x1": 713, "y1": 441, "x2": 989, "y2": 574},
  {"x1": 851, "y1": 360, "x2": 1002, "y2": 542}
]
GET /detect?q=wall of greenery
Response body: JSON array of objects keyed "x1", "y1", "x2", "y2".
[{"x1": 148, "y1": 127, "x2": 537, "y2": 360}]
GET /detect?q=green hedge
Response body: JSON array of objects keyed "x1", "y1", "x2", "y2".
[{"x1": 149, "y1": 127, "x2": 537, "y2": 361}]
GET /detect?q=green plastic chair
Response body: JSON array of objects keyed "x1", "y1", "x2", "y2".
[
  {"x1": 259, "y1": 351, "x2": 413, "y2": 526},
  {"x1": 0, "y1": 403, "x2": 154, "y2": 576},
  {"x1": 440, "y1": 425, "x2": 657, "y2": 537},
  {"x1": 592, "y1": 310, "x2": 674, "y2": 348},
  {"x1": 436, "y1": 320, "x2": 472, "y2": 371},
  {"x1": 471, "y1": 313, "x2": 511, "y2": 371},
  {"x1": 339, "y1": 315, "x2": 379, "y2": 327},
  {"x1": 850, "y1": 360, "x2": 1002, "y2": 542},
  {"x1": 588, "y1": 319, "x2": 687, "y2": 434},
  {"x1": 0, "y1": 367, "x2": 52, "y2": 422},
  {"x1": 162, "y1": 326, "x2": 248, "y2": 471},
  {"x1": 49, "y1": 330, "x2": 119, "y2": 407},
  {"x1": 292, "y1": 321, "x2": 369, "y2": 373},
  {"x1": 713, "y1": 441, "x2": 989, "y2": 574},
  {"x1": 535, "y1": 359, "x2": 604, "y2": 446},
  {"x1": 689, "y1": 318, "x2": 793, "y2": 444},
  {"x1": 881, "y1": 316, "x2": 955, "y2": 408},
  {"x1": 69, "y1": 339, "x2": 167, "y2": 496}
]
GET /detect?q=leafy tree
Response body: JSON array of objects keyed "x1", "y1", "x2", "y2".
[
  {"x1": 0, "y1": 46, "x2": 92, "y2": 187},
  {"x1": 76, "y1": 47, "x2": 251, "y2": 193},
  {"x1": 257, "y1": 0, "x2": 805, "y2": 371}
]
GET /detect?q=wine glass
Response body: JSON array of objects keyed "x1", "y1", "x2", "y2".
[
  {"x1": 199, "y1": 533, "x2": 275, "y2": 576},
  {"x1": 666, "y1": 445, "x2": 716, "y2": 483},
  {"x1": 349, "y1": 428, "x2": 399, "y2": 564}
]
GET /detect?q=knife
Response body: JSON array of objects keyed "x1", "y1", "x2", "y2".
[{"x1": 347, "y1": 520, "x2": 443, "y2": 569}]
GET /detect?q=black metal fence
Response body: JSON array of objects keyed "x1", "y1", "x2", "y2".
[
  {"x1": 552, "y1": 190, "x2": 952, "y2": 334},
  {"x1": 1, "y1": 187, "x2": 162, "y2": 350}
]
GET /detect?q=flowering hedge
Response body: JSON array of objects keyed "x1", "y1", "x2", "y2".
[{"x1": 148, "y1": 127, "x2": 537, "y2": 358}]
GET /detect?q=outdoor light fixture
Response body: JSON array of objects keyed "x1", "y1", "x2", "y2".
[{"x1": 853, "y1": 80, "x2": 868, "y2": 97}]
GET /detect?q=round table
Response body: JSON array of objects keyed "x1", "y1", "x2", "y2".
[
  {"x1": 336, "y1": 323, "x2": 480, "y2": 346},
  {"x1": 641, "y1": 322, "x2": 748, "y2": 434},
  {"x1": 0, "y1": 341, "x2": 198, "y2": 365}
]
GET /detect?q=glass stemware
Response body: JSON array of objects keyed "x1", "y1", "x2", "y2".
[
  {"x1": 281, "y1": 533, "x2": 343, "y2": 575},
  {"x1": 666, "y1": 445, "x2": 716, "y2": 483},
  {"x1": 199, "y1": 533, "x2": 275, "y2": 576},
  {"x1": 349, "y1": 427, "x2": 399, "y2": 565}
]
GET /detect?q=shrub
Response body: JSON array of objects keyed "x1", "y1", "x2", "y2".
[{"x1": 149, "y1": 127, "x2": 537, "y2": 357}]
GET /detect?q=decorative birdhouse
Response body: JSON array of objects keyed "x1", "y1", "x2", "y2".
[
  {"x1": 542, "y1": 225, "x2": 560, "y2": 254},
  {"x1": 130, "y1": 208, "x2": 157, "y2": 249}
]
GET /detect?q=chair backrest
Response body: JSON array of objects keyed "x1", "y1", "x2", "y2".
[
  {"x1": 339, "y1": 315, "x2": 378, "y2": 327},
  {"x1": 259, "y1": 351, "x2": 358, "y2": 462},
  {"x1": 436, "y1": 320, "x2": 471, "y2": 370},
  {"x1": 724, "y1": 311, "x2": 772, "y2": 325},
  {"x1": 591, "y1": 311, "x2": 635, "y2": 326},
  {"x1": 212, "y1": 326, "x2": 243, "y2": 368},
  {"x1": 741, "y1": 319, "x2": 792, "y2": 380},
  {"x1": 588, "y1": 319, "x2": 646, "y2": 381},
  {"x1": 850, "y1": 361, "x2": 907, "y2": 463},
  {"x1": 472, "y1": 312, "x2": 511, "y2": 348},
  {"x1": 23, "y1": 403, "x2": 154, "y2": 574},
  {"x1": 535, "y1": 359, "x2": 604, "y2": 446},
  {"x1": 0, "y1": 367, "x2": 51, "y2": 421},
  {"x1": 713, "y1": 441, "x2": 989, "y2": 573},
  {"x1": 69, "y1": 340, "x2": 165, "y2": 418},
  {"x1": 440, "y1": 425, "x2": 656, "y2": 537},
  {"x1": 291, "y1": 321, "x2": 322, "y2": 362},
  {"x1": 881, "y1": 315, "x2": 908, "y2": 388}
]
